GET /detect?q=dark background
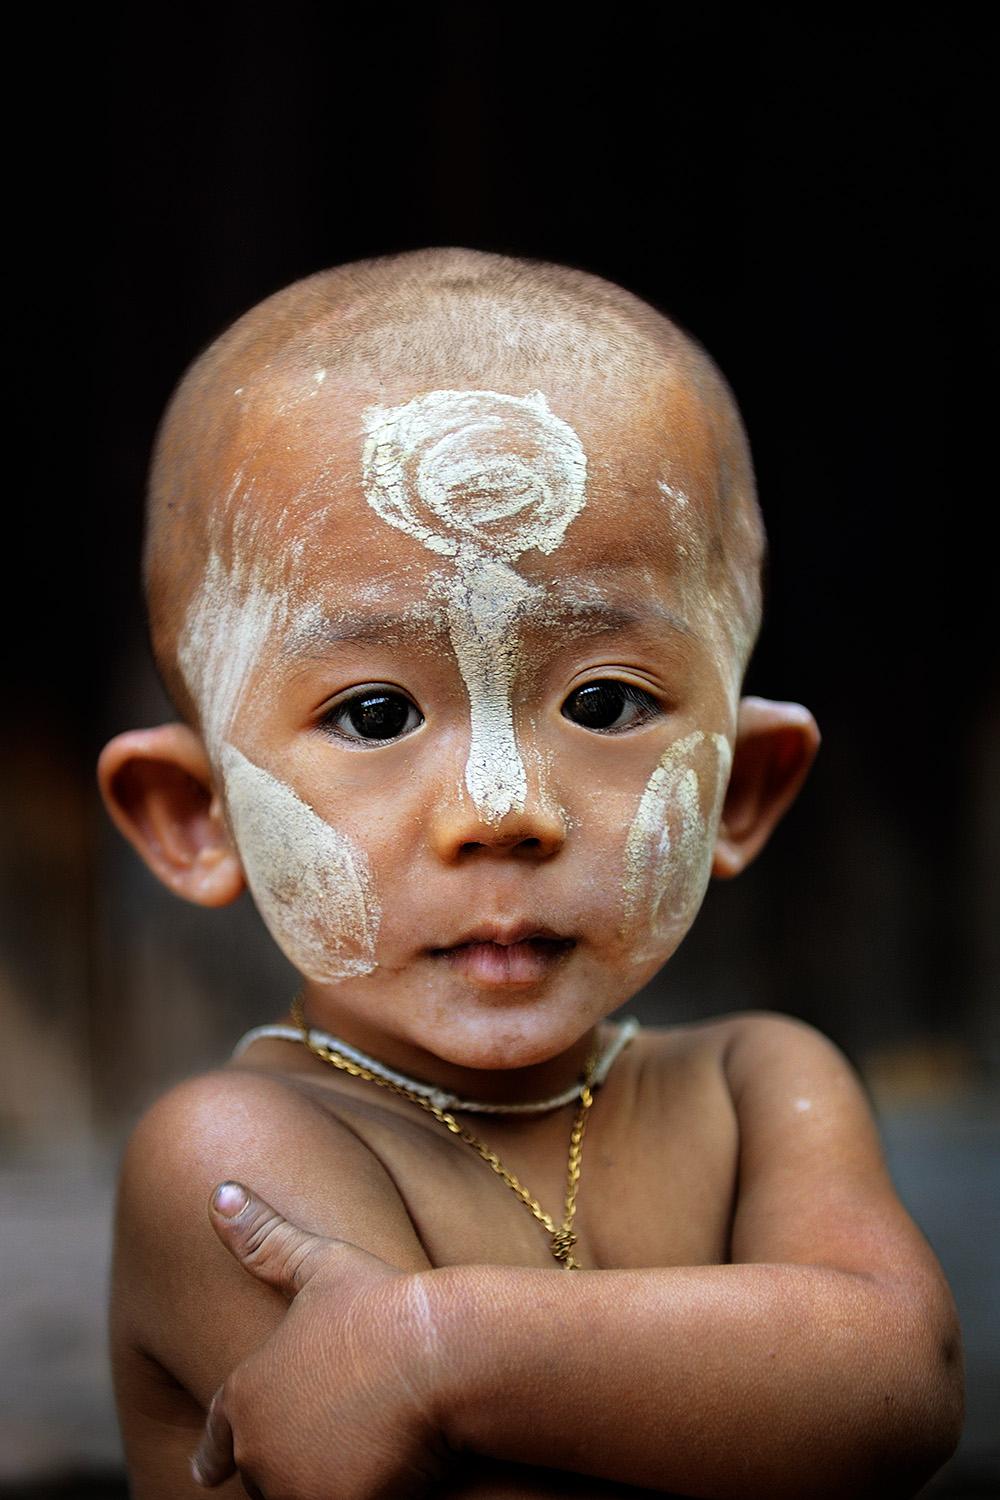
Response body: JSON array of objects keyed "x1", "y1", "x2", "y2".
[{"x1": 3, "y1": 8, "x2": 996, "y2": 1496}]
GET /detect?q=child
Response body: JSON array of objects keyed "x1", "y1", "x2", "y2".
[{"x1": 99, "y1": 248, "x2": 963, "y2": 1498}]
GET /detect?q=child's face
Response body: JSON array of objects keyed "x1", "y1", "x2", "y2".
[{"x1": 181, "y1": 371, "x2": 746, "y2": 1073}]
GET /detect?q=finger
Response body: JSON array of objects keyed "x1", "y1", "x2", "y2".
[
  {"x1": 190, "y1": 1386, "x2": 235, "y2": 1488},
  {"x1": 209, "y1": 1181, "x2": 340, "y2": 1297}
]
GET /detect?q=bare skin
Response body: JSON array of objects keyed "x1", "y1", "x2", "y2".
[
  {"x1": 101, "y1": 338, "x2": 962, "y2": 1497},
  {"x1": 111, "y1": 1015, "x2": 961, "y2": 1499}
]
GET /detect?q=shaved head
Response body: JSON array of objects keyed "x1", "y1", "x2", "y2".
[{"x1": 144, "y1": 247, "x2": 764, "y2": 720}]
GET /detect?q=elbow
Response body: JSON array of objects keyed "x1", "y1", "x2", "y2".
[
  {"x1": 809, "y1": 1366, "x2": 964, "y2": 1500},
  {"x1": 859, "y1": 1313, "x2": 965, "y2": 1499},
  {"x1": 908, "y1": 1332, "x2": 965, "y2": 1485},
  {"x1": 792, "y1": 1290, "x2": 965, "y2": 1500},
  {"x1": 931, "y1": 1321, "x2": 966, "y2": 1459},
  {"x1": 909, "y1": 1297, "x2": 965, "y2": 1477}
]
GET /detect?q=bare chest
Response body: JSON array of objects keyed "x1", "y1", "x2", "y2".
[{"x1": 282, "y1": 1026, "x2": 740, "y2": 1272}]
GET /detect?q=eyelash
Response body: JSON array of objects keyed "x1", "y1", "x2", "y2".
[
  {"x1": 560, "y1": 679, "x2": 663, "y2": 734},
  {"x1": 318, "y1": 686, "x2": 424, "y2": 745},
  {"x1": 318, "y1": 676, "x2": 663, "y2": 747}
]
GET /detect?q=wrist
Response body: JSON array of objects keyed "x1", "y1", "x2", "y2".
[{"x1": 414, "y1": 1265, "x2": 497, "y2": 1455}]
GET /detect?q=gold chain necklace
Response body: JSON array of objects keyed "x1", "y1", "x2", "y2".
[{"x1": 291, "y1": 997, "x2": 601, "y2": 1270}]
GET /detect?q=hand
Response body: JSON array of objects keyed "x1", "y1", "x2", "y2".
[{"x1": 191, "y1": 1182, "x2": 453, "y2": 1500}]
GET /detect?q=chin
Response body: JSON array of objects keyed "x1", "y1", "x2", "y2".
[{"x1": 417, "y1": 1006, "x2": 596, "y2": 1075}]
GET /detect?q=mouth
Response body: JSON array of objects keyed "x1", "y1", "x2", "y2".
[{"x1": 429, "y1": 924, "x2": 576, "y2": 988}]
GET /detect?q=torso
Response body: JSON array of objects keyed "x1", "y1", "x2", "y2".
[
  {"x1": 227, "y1": 1017, "x2": 741, "y2": 1271},
  {"x1": 115, "y1": 1016, "x2": 748, "y2": 1498}
]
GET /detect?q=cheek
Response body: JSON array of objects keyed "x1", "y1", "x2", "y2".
[
  {"x1": 221, "y1": 745, "x2": 380, "y2": 981},
  {"x1": 620, "y1": 731, "x2": 732, "y2": 961}
]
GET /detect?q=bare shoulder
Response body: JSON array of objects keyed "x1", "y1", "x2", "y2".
[
  {"x1": 715, "y1": 1007, "x2": 887, "y2": 1173},
  {"x1": 718, "y1": 1005, "x2": 866, "y2": 1082},
  {"x1": 635, "y1": 1007, "x2": 848, "y2": 1075},
  {"x1": 115, "y1": 1068, "x2": 431, "y2": 1385},
  {"x1": 694, "y1": 1012, "x2": 959, "y2": 1326},
  {"x1": 637, "y1": 1006, "x2": 877, "y2": 1114},
  {"x1": 111, "y1": 1067, "x2": 431, "y2": 1496}
]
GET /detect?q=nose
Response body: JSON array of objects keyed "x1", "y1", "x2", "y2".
[{"x1": 429, "y1": 781, "x2": 567, "y2": 864}]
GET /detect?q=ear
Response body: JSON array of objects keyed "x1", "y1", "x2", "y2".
[
  {"x1": 97, "y1": 724, "x2": 245, "y2": 907},
  {"x1": 712, "y1": 696, "x2": 820, "y2": 879}
]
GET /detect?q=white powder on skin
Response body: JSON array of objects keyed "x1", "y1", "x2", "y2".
[
  {"x1": 179, "y1": 513, "x2": 407, "y2": 755},
  {"x1": 361, "y1": 389, "x2": 587, "y2": 821},
  {"x1": 178, "y1": 548, "x2": 283, "y2": 759},
  {"x1": 179, "y1": 533, "x2": 384, "y2": 981},
  {"x1": 221, "y1": 744, "x2": 379, "y2": 980},
  {"x1": 657, "y1": 479, "x2": 690, "y2": 510},
  {"x1": 655, "y1": 476, "x2": 752, "y2": 710},
  {"x1": 567, "y1": 483, "x2": 740, "y2": 733},
  {"x1": 444, "y1": 557, "x2": 540, "y2": 819},
  {"x1": 623, "y1": 730, "x2": 733, "y2": 959}
]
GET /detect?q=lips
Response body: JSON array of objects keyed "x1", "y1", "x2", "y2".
[
  {"x1": 435, "y1": 921, "x2": 571, "y2": 950},
  {"x1": 429, "y1": 924, "x2": 576, "y2": 988}
]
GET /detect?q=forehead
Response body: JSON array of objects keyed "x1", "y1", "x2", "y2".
[{"x1": 210, "y1": 369, "x2": 722, "y2": 604}]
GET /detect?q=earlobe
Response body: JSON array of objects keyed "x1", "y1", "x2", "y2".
[
  {"x1": 712, "y1": 697, "x2": 820, "y2": 879},
  {"x1": 97, "y1": 725, "x2": 246, "y2": 907}
]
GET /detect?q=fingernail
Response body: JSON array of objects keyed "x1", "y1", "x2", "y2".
[{"x1": 212, "y1": 1181, "x2": 249, "y2": 1217}]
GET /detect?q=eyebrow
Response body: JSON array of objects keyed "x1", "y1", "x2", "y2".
[
  {"x1": 280, "y1": 607, "x2": 448, "y2": 658},
  {"x1": 543, "y1": 596, "x2": 695, "y2": 640},
  {"x1": 279, "y1": 596, "x2": 694, "y2": 663}
]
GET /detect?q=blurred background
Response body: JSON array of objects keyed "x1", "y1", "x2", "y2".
[{"x1": 3, "y1": 8, "x2": 996, "y2": 1496}]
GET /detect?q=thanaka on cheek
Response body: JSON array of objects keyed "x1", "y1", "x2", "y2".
[
  {"x1": 220, "y1": 744, "x2": 380, "y2": 981},
  {"x1": 622, "y1": 731, "x2": 732, "y2": 964}
]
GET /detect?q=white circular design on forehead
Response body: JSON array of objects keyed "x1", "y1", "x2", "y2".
[
  {"x1": 361, "y1": 389, "x2": 587, "y2": 561},
  {"x1": 359, "y1": 389, "x2": 590, "y2": 825}
]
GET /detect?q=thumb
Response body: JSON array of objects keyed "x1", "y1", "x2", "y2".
[{"x1": 208, "y1": 1182, "x2": 342, "y2": 1299}]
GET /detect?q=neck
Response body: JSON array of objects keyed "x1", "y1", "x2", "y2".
[{"x1": 290, "y1": 988, "x2": 603, "y2": 1108}]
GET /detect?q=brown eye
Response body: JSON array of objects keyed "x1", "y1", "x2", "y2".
[
  {"x1": 322, "y1": 689, "x2": 423, "y2": 743},
  {"x1": 562, "y1": 680, "x2": 660, "y2": 733}
]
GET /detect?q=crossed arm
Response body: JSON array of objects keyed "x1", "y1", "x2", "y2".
[
  {"x1": 193, "y1": 1190, "x2": 960, "y2": 1500},
  {"x1": 114, "y1": 1017, "x2": 963, "y2": 1499}
]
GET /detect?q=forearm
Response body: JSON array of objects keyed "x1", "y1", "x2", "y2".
[
  {"x1": 422, "y1": 1262, "x2": 960, "y2": 1500},
  {"x1": 437, "y1": 1456, "x2": 675, "y2": 1498}
]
